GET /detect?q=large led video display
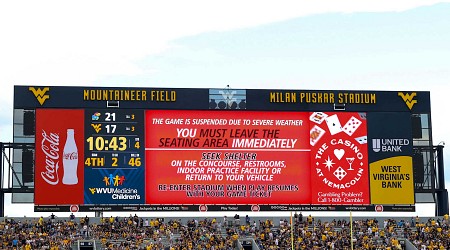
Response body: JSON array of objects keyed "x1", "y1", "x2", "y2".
[{"x1": 34, "y1": 109, "x2": 379, "y2": 206}]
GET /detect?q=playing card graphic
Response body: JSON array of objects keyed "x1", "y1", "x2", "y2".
[
  {"x1": 355, "y1": 136, "x2": 367, "y2": 144},
  {"x1": 309, "y1": 112, "x2": 328, "y2": 124},
  {"x1": 310, "y1": 125, "x2": 325, "y2": 146},
  {"x1": 325, "y1": 114, "x2": 343, "y2": 135},
  {"x1": 342, "y1": 116, "x2": 362, "y2": 136}
]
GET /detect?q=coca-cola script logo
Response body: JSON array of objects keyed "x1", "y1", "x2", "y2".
[
  {"x1": 64, "y1": 152, "x2": 78, "y2": 160},
  {"x1": 40, "y1": 130, "x2": 60, "y2": 185}
]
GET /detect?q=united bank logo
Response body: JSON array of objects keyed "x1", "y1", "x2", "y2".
[
  {"x1": 29, "y1": 87, "x2": 50, "y2": 105},
  {"x1": 372, "y1": 139, "x2": 381, "y2": 152},
  {"x1": 372, "y1": 138, "x2": 410, "y2": 153},
  {"x1": 398, "y1": 92, "x2": 417, "y2": 110}
]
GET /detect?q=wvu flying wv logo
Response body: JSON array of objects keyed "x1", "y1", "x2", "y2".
[
  {"x1": 91, "y1": 124, "x2": 102, "y2": 133},
  {"x1": 89, "y1": 188, "x2": 96, "y2": 195},
  {"x1": 398, "y1": 92, "x2": 417, "y2": 110},
  {"x1": 29, "y1": 87, "x2": 50, "y2": 105}
]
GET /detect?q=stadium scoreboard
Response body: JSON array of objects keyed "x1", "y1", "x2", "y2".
[{"x1": 13, "y1": 86, "x2": 431, "y2": 212}]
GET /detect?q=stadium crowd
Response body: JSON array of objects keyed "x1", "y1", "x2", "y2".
[{"x1": 0, "y1": 213, "x2": 448, "y2": 250}]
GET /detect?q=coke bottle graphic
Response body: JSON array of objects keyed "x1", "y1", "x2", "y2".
[{"x1": 63, "y1": 129, "x2": 78, "y2": 185}]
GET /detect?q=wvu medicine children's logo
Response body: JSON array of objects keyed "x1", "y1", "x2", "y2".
[
  {"x1": 398, "y1": 92, "x2": 417, "y2": 110},
  {"x1": 103, "y1": 174, "x2": 126, "y2": 186},
  {"x1": 89, "y1": 175, "x2": 126, "y2": 195},
  {"x1": 29, "y1": 87, "x2": 50, "y2": 105}
]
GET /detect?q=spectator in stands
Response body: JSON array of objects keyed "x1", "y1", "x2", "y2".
[
  {"x1": 50, "y1": 212, "x2": 56, "y2": 223},
  {"x1": 234, "y1": 214, "x2": 240, "y2": 226},
  {"x1": 85, "y1": 215, "x2": 90, "y2": 226},
  {"x1": 307, "y1": 214, "x2": 313, "y2": 225}
]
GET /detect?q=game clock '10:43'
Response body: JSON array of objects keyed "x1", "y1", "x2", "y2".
[{"x1": 86, "y1": 136, "x2": 128, "y2": 151}]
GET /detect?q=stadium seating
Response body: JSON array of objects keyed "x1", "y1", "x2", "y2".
[{"x1": 0, "y1": 214, "x2": 448, "y2": 249}]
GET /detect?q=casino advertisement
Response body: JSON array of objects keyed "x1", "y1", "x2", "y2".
[
  {"x1": 145, "y1": 110, "x2": 312, "y2": 204},
  {"x1": 309, "y1": 112, "x2": 370, "y2": 205}
]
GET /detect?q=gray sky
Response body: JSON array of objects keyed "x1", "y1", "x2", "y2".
[{"x1": 1, "y1": 0, "x2": 449, "y2": 217}]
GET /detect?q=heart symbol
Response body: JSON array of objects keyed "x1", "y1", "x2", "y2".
[{"x1": 334, "y1": 149, "x2": 345, "y2": 160}]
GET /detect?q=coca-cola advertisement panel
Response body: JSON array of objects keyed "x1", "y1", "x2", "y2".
[{"x1": 35, "y1": 109, "x2": 84, "y2": 205}]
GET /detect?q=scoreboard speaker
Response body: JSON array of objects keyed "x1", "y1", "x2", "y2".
[
  {"x1": 23, "y1": 110, "x2": 35, "y2": 136},
  {"x1": 411, "y1": 115, "x2": 422, "y2": 139},
  {"x1": 241, "y1": 240, "x2": 252, "y2": 250},
  {"x1": 22, "y1": 150, "x2": 34, "y2": 183},
  {"x1": 78, "y1": 240, "x2": 95, "y2": 250},
  {"x1": 413, "y1": 153, "x2": 424, "y2": 184}
]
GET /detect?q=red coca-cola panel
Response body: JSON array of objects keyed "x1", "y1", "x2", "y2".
[{"x1": 35, "y1": 109, "x2": 84, "y2": 205}]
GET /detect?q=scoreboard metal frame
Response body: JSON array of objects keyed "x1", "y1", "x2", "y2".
[{"x1": 11, "y1": 85, "x2": 437, "y2": 213}]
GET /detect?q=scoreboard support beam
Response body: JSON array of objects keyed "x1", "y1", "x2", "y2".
[
  {"x1": 436, "y1": 145, "x2": 449, "y2": 216},
  {"x1": 0, "y1": 142, "x2": 35, "y2": 217},
  {"x1": 0, "y1": 143, "x2": 4, "y2": 217}
]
